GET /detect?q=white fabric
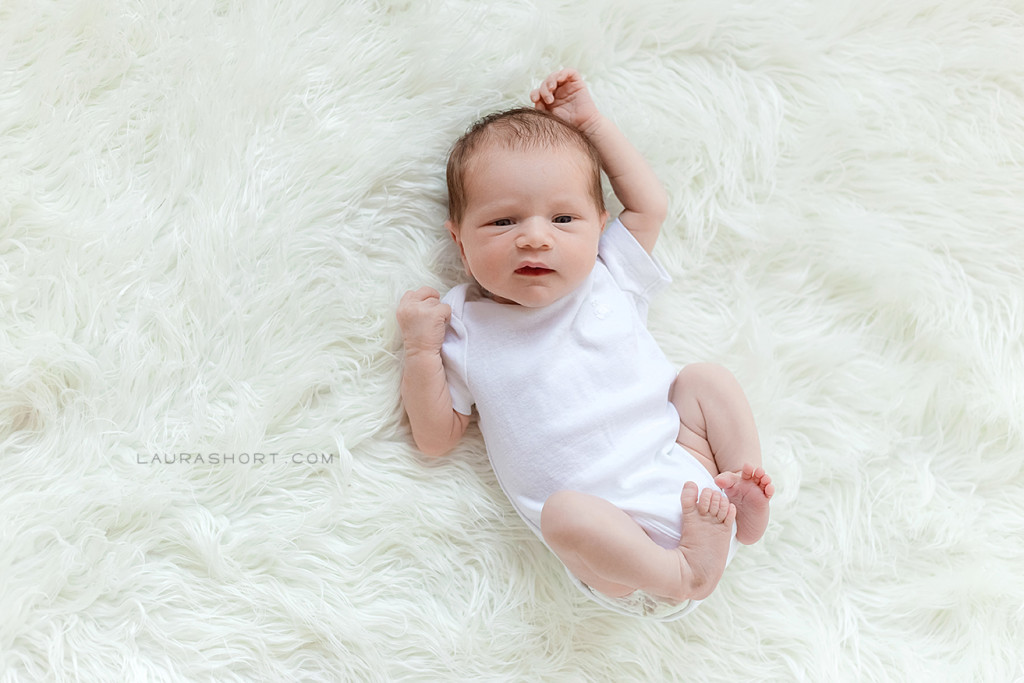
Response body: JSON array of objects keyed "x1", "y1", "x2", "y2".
[{"x1": 442, "y1": 218, "x2": 708, "y2": 546}]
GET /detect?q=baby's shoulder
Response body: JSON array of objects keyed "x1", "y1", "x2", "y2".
[
  {"x1": 442, "y1": 282, "x2": 485, "y2": 317},
  {"x1": 440, "y1": 282, "x2": 487, "y2": 321},
  {"x1": 441, "y1": 282, "x2": 470, "y2": 312}
]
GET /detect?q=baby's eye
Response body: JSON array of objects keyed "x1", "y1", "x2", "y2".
[
  {"x1": 553, "y1": 215, "x2": 573, "y2": 224},
  {"x1": 493, "y1": 218, "x2": 513, "y2": 227}
]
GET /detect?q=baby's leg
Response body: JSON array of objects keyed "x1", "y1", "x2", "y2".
[
  {"x1": 671, "y1": 362, "x2": 771, "y2": 544},
  {"x1": 541, "y1": 483, "x2": 735, "y2": 604}
]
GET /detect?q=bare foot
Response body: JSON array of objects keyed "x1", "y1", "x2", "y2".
[
  {"x1": 672, "y1": 482, "x2": 736, "y2": 602},
  {"x1": 714, "y1": 464, "x2": 774, "y2": 545}
]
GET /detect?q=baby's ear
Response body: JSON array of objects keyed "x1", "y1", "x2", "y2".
[{"x1": 445, "y1": 220, "x2": 472, "y2": 276}]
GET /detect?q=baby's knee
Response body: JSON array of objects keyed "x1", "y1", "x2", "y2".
[{"x1": 677, "y1": 362, "x2": 739, "y2": 397}]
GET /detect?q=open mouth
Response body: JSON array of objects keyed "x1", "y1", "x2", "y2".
[{"x1": 515, "y1": 266, "x2": 553, "y2": 276}]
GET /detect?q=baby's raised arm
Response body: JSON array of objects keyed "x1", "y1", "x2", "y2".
[
  {"x1": 532, "y1": 68, "x2": 668, "y2": 254},
  {"x1": 396, "y1": 287, "x2": 470, "y2": 456}
]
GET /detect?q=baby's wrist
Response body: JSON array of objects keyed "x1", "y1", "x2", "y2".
[
  {"x1": 578, "y1": 112, "x2": 607, "y2": 139},
  {"x1": 402, "y1": 342, "x2": 442, "y2": 361}
]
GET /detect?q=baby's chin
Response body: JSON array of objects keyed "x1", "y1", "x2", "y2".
[
  {"x1": 481, "y1": 287, "x2": 550, "y2": 308},
  {"x1": 477, "y1": 275, "x2": 579, "y2": 308}
]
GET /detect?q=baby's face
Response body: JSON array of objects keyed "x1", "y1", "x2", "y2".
[{"x1": 447, "y1": 144, "x2": 608, "y2": 308}]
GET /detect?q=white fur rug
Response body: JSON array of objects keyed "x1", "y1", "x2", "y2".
[{"x1": 3, "y1": 0, "x2": 1023, "y2": 679}]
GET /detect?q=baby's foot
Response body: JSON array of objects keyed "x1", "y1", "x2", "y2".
[
  {"x1": 674, "y1": 482, "x2": 736, "y2": 601},
  {"x1": 714, "y1": 464, "x2": 774, "y2": 545}
]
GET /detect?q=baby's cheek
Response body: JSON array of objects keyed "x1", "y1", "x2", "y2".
[{"x1": 469, "y1": 249, "x2": 503, "y2": 279}]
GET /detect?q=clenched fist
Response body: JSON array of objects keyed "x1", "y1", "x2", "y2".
[{"x1": 396, "y1": 287, "x2": 451, "y2": 355}]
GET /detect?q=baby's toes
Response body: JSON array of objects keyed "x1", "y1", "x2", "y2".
[
  {"x1": 753, "y1": 469, "x2": 774, "y2": 496},
  {"x1": 696, "y1": 487, "x2": 715, "y2": 515},
  {"x1": 714, "y1": 471, "x2": 740, "y2": 490},
  {"x1": 704, "y1": 489, "x2": 730, "y2": 521},
  {"x1": 680, "y1": 481, "x2": 700, "y2": 511},
  {"x1": 714, "y1": 494, "x2": 733, "y2": 522}
]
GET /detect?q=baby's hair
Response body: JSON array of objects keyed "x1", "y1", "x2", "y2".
[{"x1": 446, "y1": 107, "x2": 605, "y2": 225}]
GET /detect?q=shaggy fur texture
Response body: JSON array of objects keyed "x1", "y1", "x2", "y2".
[{"x1": 2, "y1": 0, "x2": 1023, "y2": 679}]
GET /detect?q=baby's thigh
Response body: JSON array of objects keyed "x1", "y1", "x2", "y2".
[{"x1": 669, "y1": 363, "x2": 732, "y2": 471}]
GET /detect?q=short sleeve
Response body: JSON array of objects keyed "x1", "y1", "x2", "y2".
[
  {"x1": 598, "y1": 218, "x2": 671, "y2": 316},
  {"x1": 440, "y1": 286, "x2": 474, "y2": 416}
]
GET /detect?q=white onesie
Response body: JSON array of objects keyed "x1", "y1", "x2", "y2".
[{"x1": 441, "y1": 218, "x2": 730, "y2": 558}]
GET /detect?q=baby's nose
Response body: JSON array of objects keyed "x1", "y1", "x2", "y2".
[{"x1": 515, "y1": 219, "x2": 553, "y2": 249}]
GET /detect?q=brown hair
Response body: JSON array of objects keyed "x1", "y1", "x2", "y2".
[{"x1": 446, "y1": 107, "x2": 604, "y2": 225}]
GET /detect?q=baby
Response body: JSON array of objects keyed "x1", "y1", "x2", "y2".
[{"x1": 397, "y1": 69, "x2": 774, "y2": 619}]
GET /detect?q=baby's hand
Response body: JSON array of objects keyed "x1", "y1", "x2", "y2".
[
  {"x1": 397, "y1": 287, "x2": 451, "y2": 356},
  {"x1": 530, "y1": 68, "x2": 601, "y2": 133}
]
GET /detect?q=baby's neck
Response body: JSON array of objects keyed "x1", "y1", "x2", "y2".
[{"x1": 482, "y1": 289, "x2": 518, "y2": 305}]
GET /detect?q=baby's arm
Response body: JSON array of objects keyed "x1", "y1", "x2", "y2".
[
  {"x1": 531, "y1": 68, "x2": 668, "y2": 254},
  {"x1": 396, "y1": 286, "x2": 470, "y2": 456}
]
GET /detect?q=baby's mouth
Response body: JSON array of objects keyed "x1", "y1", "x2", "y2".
[{"x1": 515, "y1": 265, "x2": 554, "y2": 276}]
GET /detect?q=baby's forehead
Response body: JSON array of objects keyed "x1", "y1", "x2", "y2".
[{"x1": 465, "y1": 135, "x2": 589, "y2": 169}]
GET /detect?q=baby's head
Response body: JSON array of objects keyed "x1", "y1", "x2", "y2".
[
  {"x1": 445, "y1": 108, "x2": 609, "y2": 307},
  {"x1": 447, "y1": 108, "x2": 605, "y2": 225}
]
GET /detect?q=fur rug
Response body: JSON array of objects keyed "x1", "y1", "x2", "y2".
[{"x1": 2, "y1": 0, "x2": 1023, "y2": 679}]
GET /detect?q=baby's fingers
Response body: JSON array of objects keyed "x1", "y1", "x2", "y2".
[
  {"x1": 530, "y1": 82, "x2": 554, "y2": 109},
  {"x1": 397, "y1": 287, "x2": 441, "y2": 325},
  {"x1": 401, "y1": 286, "x2": 441, "y2": 305},
  {"x1": 550, "y1": 67, "x2": 579, "y2": 86},
  {"x1": 437, "y1": 301, "x2": 452, "y2": 323},
  {"x1": 532, "y1": 69, "x2": 567, "y2": 104}
]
